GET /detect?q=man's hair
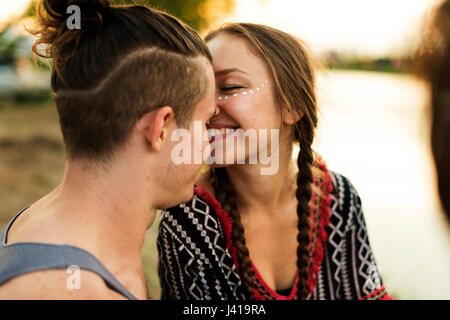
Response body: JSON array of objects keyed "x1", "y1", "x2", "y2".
[{"x1": 32, "y1": 0, "x2": 212, "y2": 161}]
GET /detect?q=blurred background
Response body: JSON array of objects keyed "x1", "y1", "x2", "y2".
[{"x1": 0, "y1": 0, "x2": 449, "y2": 299}]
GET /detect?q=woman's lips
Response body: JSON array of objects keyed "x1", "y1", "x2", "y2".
[
  {"x1": 208, "y1": 124, "x2": 239, "y2": 143},
  {"x1": 210, "y1": 129, "x2": 234, "y2": 143}
]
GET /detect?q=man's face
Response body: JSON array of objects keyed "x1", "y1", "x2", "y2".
[{"x1": 157, "y1": 58, "x2": 217, "y2": 208}]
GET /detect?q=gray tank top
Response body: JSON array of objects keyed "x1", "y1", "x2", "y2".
[{"x1": 0, "y1": 207, "x2": 137, "y2": 300}]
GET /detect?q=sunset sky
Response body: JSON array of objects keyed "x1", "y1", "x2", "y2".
[
  {"x1": 0, "y1": 0, "x2": 30, "y2": 26},
  {"x1": 0, "y1": 0, "x2": 443, "y2": 57},
  {"x1": 226, "y1": 0, "x2": 442, "y2": 57}
]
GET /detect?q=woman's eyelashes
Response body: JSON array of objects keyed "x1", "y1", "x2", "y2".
[
  {"x1": 216, "y1": 80, "x2": 268, "y2": 102},
  {"x1": 220, "y1": 85, "x2": 244, "y2": 93}
]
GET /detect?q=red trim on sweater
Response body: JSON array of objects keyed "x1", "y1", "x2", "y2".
[
  {"x1": 359, "y1": 285, "x2": 394, "y2": 300},
  {"x1": 307, "y1": 160, "x2": 333, "y2": 296},
  {"x1": 194, "y1": 159, "x2": 333, "y2": 300}
]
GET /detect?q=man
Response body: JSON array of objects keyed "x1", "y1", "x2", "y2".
[{"x1": 0, "y1": 0, "x2": 216, "y2": 299}]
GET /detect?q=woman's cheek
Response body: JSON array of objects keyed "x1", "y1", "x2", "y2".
[{"x1": 226, "y1": 98, "x2": 261, "y2": 129}]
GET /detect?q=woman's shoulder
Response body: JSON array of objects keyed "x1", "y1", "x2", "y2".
[
  {"x1": 312, "y1": 156, "x2": 364, "y2": 230},
  {"x1": 311, "y1": 159, "x2": 361, "y2": 220},
  {"x1": 327, "y1": 171, "x2": 362, "y2": 210},
  {"x1": 325, "y1": 169, "x2": 366, "y2": 236},
  {"x1": 328, "y1": 170, "x2": 360, "y2": 199}
]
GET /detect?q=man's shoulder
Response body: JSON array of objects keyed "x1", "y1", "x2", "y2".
[{"x1": 0, "y1": 268, "x2": 125, "y2": 300}]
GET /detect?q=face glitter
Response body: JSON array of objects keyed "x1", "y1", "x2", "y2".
[{"x1": 217, "y1": 80, "x2": 268, "y2": 103}]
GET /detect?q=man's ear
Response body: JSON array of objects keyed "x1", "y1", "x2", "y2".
[
  {"x1": 138, "y1": 106, "x2": 175, "y2": 152},
  {"x1": 282, "y1": 107, "x2": 304, "y2": 125}
]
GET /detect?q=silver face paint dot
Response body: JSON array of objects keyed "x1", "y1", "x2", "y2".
[{"x1": 215, "y1": 80, "x2": 268, "y2": 103}]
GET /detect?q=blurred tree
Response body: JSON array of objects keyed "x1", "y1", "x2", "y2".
[
  {"x1": 23, "y1": 0, "x2": 235, "y2": 32},
  {"x1": 0, "y1": 25, "x2": 27, "y2": 66}
]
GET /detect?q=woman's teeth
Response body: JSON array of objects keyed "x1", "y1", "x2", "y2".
[{"x1": 217, "y1": 128, "x2": 240, "y2": 134}]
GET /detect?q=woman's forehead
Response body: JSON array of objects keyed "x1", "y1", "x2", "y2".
[{"x1": 207, "y1": 34, "x2": 266, "y2": 76}]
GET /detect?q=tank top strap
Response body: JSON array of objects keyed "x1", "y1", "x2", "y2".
[{"x1": 0, "y1": 207, "x2": 137, "y2": 300}]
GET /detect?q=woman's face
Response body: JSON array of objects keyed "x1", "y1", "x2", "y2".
[{"x1": 207, "y1": 33, "x2": 288, "y2": 167}]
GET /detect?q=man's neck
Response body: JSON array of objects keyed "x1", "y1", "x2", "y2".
[
  {"x1": 28, "y1": 158, "x2": 157, "y2": 299},
  {"x1": 54, "y1": 160, "x2": 156, "y2": 262}
]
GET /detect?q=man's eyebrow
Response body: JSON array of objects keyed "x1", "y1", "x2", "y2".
[{"x1": 214, "y1": 68, "x2": 249, "y2": 77}]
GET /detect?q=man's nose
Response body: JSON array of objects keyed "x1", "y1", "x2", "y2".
[
  {"x1": 211, "y1": 97, "x2": 223, "y2": 118},
  {"x1": 214, "y1": 103, "x2": 222, "y2": 117}
]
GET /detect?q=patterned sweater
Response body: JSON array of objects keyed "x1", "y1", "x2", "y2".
[{"x1": 157, "y1": 163, "x2": 392, "y2": 300}]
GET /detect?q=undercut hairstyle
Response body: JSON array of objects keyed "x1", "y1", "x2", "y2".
[{"x1": 32, "y1": 0, "x2": 212, "y2": 161}]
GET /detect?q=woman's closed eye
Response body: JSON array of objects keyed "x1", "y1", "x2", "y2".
[{"x1": 220, "y1": 85, "x2": 244, "y2": 92}]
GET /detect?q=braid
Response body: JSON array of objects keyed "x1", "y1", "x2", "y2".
[
  {"x1": 209, "y1": 121, "x2": 316, "y2": 301},
  {"x1": 295, "y1": 120, "x2": 315, "y2": 300},
  {"x1": 209, "y1": 122, "x2": 315, "y2": 301},
  {"x1": 210, "y1": 168, "x2": 256, "y2": 299},
  {"x1": 204, "y1": 21, "x2": 321, "y2": 300}
]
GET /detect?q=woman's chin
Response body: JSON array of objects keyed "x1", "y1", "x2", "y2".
[
  {"x1": 210, "y1": 160, "x2": 248, "y2": 169},
  {"x1": 208, "y1": 151, "x2": 251, "y2": 168}
]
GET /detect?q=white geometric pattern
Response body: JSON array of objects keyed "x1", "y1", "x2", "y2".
[{"x1": 157, "y1": 172, "x2": 389, "y2": 300}]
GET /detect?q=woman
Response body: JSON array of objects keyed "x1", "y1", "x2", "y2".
[{"x1": 157, "y1": 23, "x2": 392, "y2": 300}]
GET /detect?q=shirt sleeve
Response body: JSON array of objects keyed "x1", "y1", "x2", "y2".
[{"x1": 337, "y1": 178, "x2": 393, "y2": 300}]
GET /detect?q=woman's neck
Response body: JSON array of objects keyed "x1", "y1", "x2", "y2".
[{"x1": 226, "y1": 148, "x2": 298, "y2": 215}]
